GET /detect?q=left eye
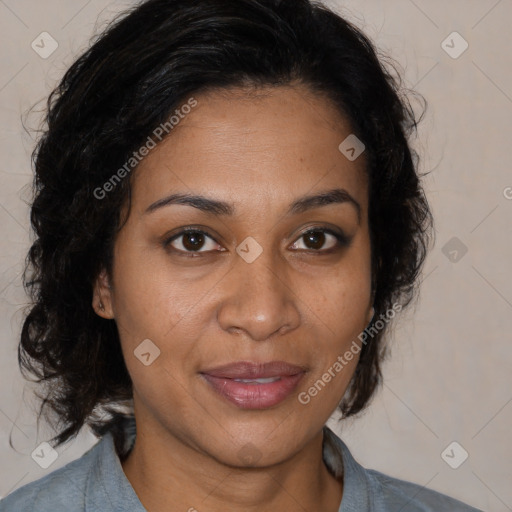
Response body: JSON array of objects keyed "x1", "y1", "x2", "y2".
[{"x1": 290, "y1": 229, "x2": 345, "y2": 251}]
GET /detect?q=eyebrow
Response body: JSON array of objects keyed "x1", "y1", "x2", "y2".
[{"x1": 145, "y1": 187, "x2": 361, "y2": 223}]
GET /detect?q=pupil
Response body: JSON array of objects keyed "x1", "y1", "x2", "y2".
[
  {"x1": 183, "y1": 232, "x2": 204, "y2": 251},
  {"x1": 305, "y1": 231, "x2": 324, "y2": 250}
]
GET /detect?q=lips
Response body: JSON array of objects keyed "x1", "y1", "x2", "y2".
[
  {"x1": 201, "y1": 360, "x2": 306, "y2": 379},
  {"x1": 200, "y1": 361, "x2": 307, "y2": 409}
]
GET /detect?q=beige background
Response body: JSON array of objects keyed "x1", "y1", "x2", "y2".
[{"x1": 0, "y1": 1, "x2": 511, "y2": 510}]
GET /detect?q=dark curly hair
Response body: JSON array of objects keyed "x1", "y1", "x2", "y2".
[{"x1": 19, "y1": 0, "x2": 433, "y2": 452}]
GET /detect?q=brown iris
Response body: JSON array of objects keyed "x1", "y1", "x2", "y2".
[
  {"x1": 182, "y1": 231, "x2": 206, "y2": 251},
  {"x1": 303, "y1": 230, "x2": 326, "y2": 250}
]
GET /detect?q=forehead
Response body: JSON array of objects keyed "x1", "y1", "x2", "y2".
[{"x1": 131, "y1": 84, "x2": 368, "y2": 215}]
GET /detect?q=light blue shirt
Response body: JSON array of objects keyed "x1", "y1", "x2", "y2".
[{"x1": 0, "y1": 422, "x2": 483, "y2": 511}]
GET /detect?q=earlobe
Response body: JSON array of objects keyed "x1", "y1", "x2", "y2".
[{"x1": 93, "y1": 268, "x2": 114, "y2": 318}]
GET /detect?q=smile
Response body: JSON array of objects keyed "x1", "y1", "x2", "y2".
[{"x1": 199, "y1": 360, "x2": 307, "y2": 409}]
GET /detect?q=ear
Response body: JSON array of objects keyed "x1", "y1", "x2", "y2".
[
  {"x1": 368, "y1": 276, "x2": 376, "y2": 325},
  {"x1": 366, "y1": 305, "x2": 375, "y2": 325},
  {"x1": 368, "y1": 286, "x2": 376, "y2": 324},
  {"x1": 92, "y1": 268, "x2": 114, "y2": 319}
]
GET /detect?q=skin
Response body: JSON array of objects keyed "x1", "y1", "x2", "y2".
[{"x1": 93, "y1": 83, "x2": 374, "y2": 512}]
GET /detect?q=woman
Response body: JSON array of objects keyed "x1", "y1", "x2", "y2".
[{"x1": 1, "y1": 0, "x2": 482, "y2": 510}]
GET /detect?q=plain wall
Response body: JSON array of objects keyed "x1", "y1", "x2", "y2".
[{"x1": 1, "y1": 1, "x2": 511, "y2": 510}]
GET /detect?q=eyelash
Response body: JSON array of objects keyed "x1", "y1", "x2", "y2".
[{"x1": 163, "y1": 226, "x2": 351, "y2": 257}]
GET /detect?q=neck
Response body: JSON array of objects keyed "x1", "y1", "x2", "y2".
[{"x1": 121, "y1": 418, "x2": 343, "y2": 512}]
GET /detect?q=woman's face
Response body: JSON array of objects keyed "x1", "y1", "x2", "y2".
[{"x1": 96, "y1": 84, "x2": 373, "y2": 466}]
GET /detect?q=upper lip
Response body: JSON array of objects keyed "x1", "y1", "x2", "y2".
[{"x1": 200, "y1": 361, "x2": 307, "y2": 379}]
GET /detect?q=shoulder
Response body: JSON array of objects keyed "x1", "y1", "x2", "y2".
[
  {"x1": 323, "y1": 427, "x2": 483, "y2": 512},
  {"x1": 0, "y1": 437, "x2": 104, "y2": 512},
  {"x1": 365, "y1": 468, "x2": 484, "y2": 512}
]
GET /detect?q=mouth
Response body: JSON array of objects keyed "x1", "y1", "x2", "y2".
[{"x1": 199, "y1": 361, "x2": 307, "y2": 409}]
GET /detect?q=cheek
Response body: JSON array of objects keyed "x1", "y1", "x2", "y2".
[
  {"x1": 304, "y1": 253, "x2": 372, "y2": 340},
  {"x1": 113, "y1": 286, "x2": 206, "y2": 395},
  {"x1": 109, "y1": 243, "x2": 220, "y2": 397},
  {"x1": 110, "y1": 239, "x2": 203, "y2": 338},
  {"x1": 294, "y1": 252, "x2": 371, "y2": 407}
]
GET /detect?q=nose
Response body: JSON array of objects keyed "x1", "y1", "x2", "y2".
[{"x1": 216, "y1": 246, "x2": 301, "y2": 342}]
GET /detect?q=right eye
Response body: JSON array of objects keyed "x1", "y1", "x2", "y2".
[{"x1": 163, "y1": 228, "x2": 224, "y2": 255}]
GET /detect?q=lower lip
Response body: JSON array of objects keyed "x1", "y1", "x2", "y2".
[{"x1": 201, "y1": 373, "x2": 305, "y2": 409}]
